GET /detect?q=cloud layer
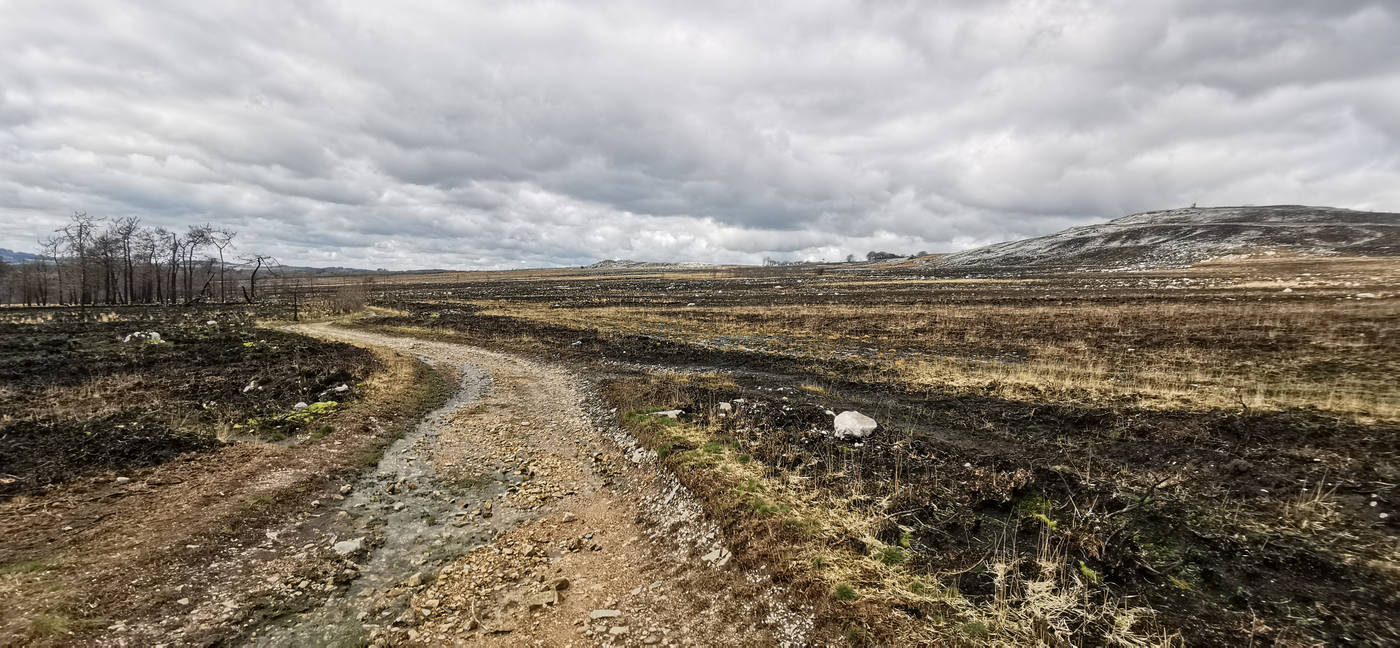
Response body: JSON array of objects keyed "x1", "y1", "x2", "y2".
[{"x1": 3, "y1": 1, "x2": 1398, "y2": 269}]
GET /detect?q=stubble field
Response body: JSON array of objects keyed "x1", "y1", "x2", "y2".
[
  {"x1": 346, "y1": 255, "x2": 1398, "y2": 646},
  {"x1": 0, "y1": 255, "x2": 1395, "y2": 646}
]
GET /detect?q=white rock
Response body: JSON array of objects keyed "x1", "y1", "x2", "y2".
[
  {"x1": 334, "y1": 384, "x2": 350, "y2": 393},
  {"x1": 833, "y1": 411, "x2": 878, "y2": 439},
  {"x1": 122, "y1": 331, "x2": 162, "y2": 344},
  {"x1": 293, "y1": 402, "x2": 308, "y2": 410},
  {"x1": 332, "y1": 537, "x2": 364, "y2": 556},
  {"x1": 650, "y1": 410, "x2": 683, "y2": 419},
  {"x1": 716, "y1": 402, "x2": 732, "y2": 412},
  {"x1": 590, "y1": 609, "x2": 622, "y2": 620},
  {"x1": 701, "y1": 548, "x2": 732, "y2": 567}
]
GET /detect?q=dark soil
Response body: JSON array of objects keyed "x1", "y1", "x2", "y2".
[
  {"x1": 0, "y1": 306, "x2": 379, "y2": 499},
  {"x1": 349, "y1": 259, "x2": 1400, "y2": 646}
]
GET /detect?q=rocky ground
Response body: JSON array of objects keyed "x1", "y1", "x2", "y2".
[{"x1": 256, "y1": 324, "x2": 813, "y2": 647}]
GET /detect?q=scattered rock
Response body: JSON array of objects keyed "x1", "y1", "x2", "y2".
[
  {"x1": 332, "y1": 537, "x2": 365, "y2": 556},
  {"x1": 590, "y1": 609, "x2": 622, "y2": 620},
  {"x1": 833, "y1": 411, "x2": 878, "y2": 439},
  {"x1": 700, "y1": 547, "x2": 732, "y2": 567},
  {"x1": 527, "y1": 590, "x2": 558, "y2": 609}
]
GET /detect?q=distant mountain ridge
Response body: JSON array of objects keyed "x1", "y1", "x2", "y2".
[
  {"x1": 587, "y1": 259, "x2": 713, "y2": 270},
  {"x1": 0, "y1": 248, "x2": 38, "y2": 264},
  {"x1": 938, "y1": 205, "x2": 1400, "y2": 270}
]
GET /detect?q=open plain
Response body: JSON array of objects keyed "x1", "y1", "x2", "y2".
[{"x1": 5, "y1": 254, "x2": 1394, "y2": 646}]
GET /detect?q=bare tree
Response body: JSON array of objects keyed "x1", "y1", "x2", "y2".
[
  {"x1": 210, "y1": 228, "x2": 236, "y2": 303},
  {"x1": 58, "y1": 211, "x2": 102, "y2": 311},
  {"x1": 241, "y1": 254, "x2": 276, "y2": 303},
  {"x1": 162, "y1": 228, "x2": 181, "y2": 304},
  {"x1": 40, "y1": 236, "x2": 62, "y2": 305},
  {"x1": 182, "y1": 225, "x2": 213, "y2": 300},
  {"x1": 114, "y1": 216, "x2": 141, "y2": 304}
]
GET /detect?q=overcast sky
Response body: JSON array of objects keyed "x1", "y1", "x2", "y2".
[{"x1": 2, "y1": 1, "x2": 1398, "y2": 269}]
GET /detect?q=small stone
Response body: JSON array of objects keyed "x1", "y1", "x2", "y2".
[
  {"x1": 589, "y1": 609, "x2": 622, "y2": 620},
  {"x1": 609, "y1": 626, "x2": 630, "y2": 636},
  {"x1": 561, "y1": 512, "x2": 577, "y2": 523},
  {"x1": 833, "y1": 411, "x2": 878, "y2": 439},
  {"x1": 332, "y1": 537, "x2": 364, "y2": 556},
  {"x1": 527, "y1": 590, "x2": 558, "y2": 609},
  {"x1": 340, "y1": 484, "x2": 353, "y2": 495},
  {"x1": 115, "y1": 476, "x2": 131, "y2": 484}
]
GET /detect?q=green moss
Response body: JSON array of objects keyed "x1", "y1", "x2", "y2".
[
  {"x1": 26, "y1": 613, "x2": 71, "y2": 639},
  {"x1": 834, "y1": 583, "x2": 859, "y2": 601},
  {"x1": 876, "y1": 545, "x2": 907, "y2": 566},
  {"x1": 1078, "y1": 560, "x2": 1102, "y2": 585},
  {"x1": 0, "y1": 560, "x2": 52, "y2": 575},
  {"x1": 959, "y1": 621, "x2": 989, "y2": 639}
]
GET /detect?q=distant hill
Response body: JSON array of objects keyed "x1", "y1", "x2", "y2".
[
  {"x1": 588, "y1": 259, "x2": 713, "y2": 270},
  {"x1": 937, "y1": 205, "x2": 1400, "y2": 270},
  {"x1": 0, "y1": 248, "x2": 38, "y2": 264}
]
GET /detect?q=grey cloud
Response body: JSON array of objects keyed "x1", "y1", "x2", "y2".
[{"x1": 1, "y1": 0, "x2": 1397, "y2": 270}]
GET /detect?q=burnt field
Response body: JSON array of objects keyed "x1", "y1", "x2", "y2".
[
  {"x1": 348, "y1": 256, "x2": 1399, "y2": 646},
  {"x1": 0, "y1": 307, "x2": 379, "y2": 499}
]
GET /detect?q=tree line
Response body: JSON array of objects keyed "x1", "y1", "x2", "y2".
[{"x1": 0, "y1": 211, "x2": 279, "y2": 307}]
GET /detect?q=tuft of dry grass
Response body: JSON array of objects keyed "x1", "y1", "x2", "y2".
[{"x1": 611, "y1": 373, "x2": 1178, "y2": 646}]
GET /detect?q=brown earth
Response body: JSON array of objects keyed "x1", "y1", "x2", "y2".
[
  {"x1": 263, "y1": 323, "x2": 813, "y2": 647},
  {"x1": 0, "y1": 340, "x2": 451, "y2": 646}
]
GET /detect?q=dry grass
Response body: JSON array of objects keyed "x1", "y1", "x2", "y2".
[
  {"x1": 489, "y1": 297, "x2": 1398, "y2": 420},
  {"x1": 613, "y1": 373, "x2": 1178, "y2": 646},
  {"x1": 894, "y1": 350, "x2": 1398, "y2": 419}
]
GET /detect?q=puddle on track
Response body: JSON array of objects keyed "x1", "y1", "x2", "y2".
[{"x1": 249, "y1": 356, "x2": 524, "y2": 647}]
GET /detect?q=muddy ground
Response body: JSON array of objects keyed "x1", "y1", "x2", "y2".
[
  {"x1": 347, "y1": 256, "x2": 1398, "y2": 646},
  {"x1": 0, "y1": 307, "x2": 379, "y2": 499},
  {"x1": 0, "y1": 256, "x2": 1395, "y2": 646}
]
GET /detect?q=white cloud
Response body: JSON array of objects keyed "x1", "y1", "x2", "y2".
[{"x1": 0, "y1": 0, "x2": 1396, "y2": 269}]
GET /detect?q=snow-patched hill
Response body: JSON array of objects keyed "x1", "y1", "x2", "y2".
[
  {"x1": 587, "y1": 259, "x2": 714, "y2": 270},
  {"x1": 938, "y1": 205, "x2": 1400, "y2": 270}
]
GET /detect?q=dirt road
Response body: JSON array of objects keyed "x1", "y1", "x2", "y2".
[{"x1": 264, "y1": 323, "x2": 811, "y2": 647}]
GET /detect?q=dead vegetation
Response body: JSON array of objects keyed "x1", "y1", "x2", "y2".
[
  {"x1": 0, "y1": 326, "x2": 456, "y2": 646},
  {"x1": 347, "y1": 255, "x2": 1397, "y2": 646}
]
